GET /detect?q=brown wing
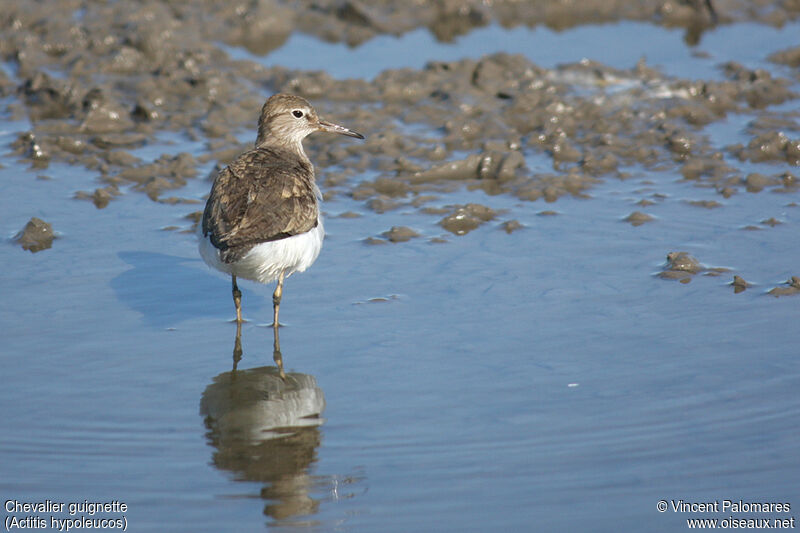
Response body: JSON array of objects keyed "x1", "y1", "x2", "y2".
[{"x1": 202, "y1": 147, "x2": 318, "y2": 264}]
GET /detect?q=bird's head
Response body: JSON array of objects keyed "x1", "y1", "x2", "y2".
[{"x1": 256, "y1": 94, "x2": 364, "y2": 150}]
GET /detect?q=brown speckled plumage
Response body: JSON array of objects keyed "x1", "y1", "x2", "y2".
[{"x1": 202, "y1": 146, "x2": 318, "y2": 264}]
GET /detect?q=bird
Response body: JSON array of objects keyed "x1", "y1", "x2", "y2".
[{"x1": 199, "y1": 93, "x2": 364, "y2": 328}]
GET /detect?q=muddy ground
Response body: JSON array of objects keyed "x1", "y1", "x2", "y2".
[{"x1": 2, "y1": 0, "x2": 799, "y2": 281}]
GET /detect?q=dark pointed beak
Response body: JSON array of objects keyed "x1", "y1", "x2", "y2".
[{"x1": 318, "y1": 119, "x2": 365, "y2": 140}]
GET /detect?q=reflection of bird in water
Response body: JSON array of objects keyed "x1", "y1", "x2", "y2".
[
  {"x1": 684, "y1": 0, "x2": 717, "y2": 46},
  {"x1": 204, "y1": 319, "x2": 367, "y2": 524},
  {"x1": 231, "y1": 317, "x2": 286, "y2": 379},
  {"x1": 683, "y1": 0, "x2": 717, "y2": 21},
  {"x1": 665, "y1": 0, "x2": 718, "y2": 46},
  {"x1": 200, "y1": 365, "x2": 326, "y2": 521},
  {"x1": 199, "y1": 93, "x2": 364, "y2": 328}
]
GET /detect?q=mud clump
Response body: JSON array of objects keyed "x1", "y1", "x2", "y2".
[
  {"x1": 624, "y1": 211, "x2": 654, "y2": 226},
  {"x1": 743, "y1": 173, "x2": 779, "y2": 193},
  {"x1": 381, "y1": 226, "x2": 420, "y2": 243},
  {"x1": 730, "y1": 132, "x2": 800, "y2": 166},
  {"x1": 768, "y1": 277, "x2": 800, "y2": 297},
  {"x1": 718, "y1": 61, "x2": 796, "y2": 109},
  {"x1": 439, "y1": 204, "x2": 497, "y2": 235},
  {"x1": 731, "y1": 275, "x2": 750, "y2": 294},
  {"x1": 500, "y1": 220, "x2": 523, "y2": 234},
  {"x1": 403, "y1": 150, "x2": 524, "y2": 188},
  {"x1": 14, "y1": 217, "x2": 55, "y2": 252},
  {"x1": 769, "y1": 46, "x2": 800, "y2": 68},
  {"x1": 74, "y1": 185, "x2": 121, "y2": 209},
  {"x1": 760, "y1": 217, "x2": 783, "y2": 227},
  {"x1": 119, "y1": 153, "x2": 198, "y2": 201},
  {"x1": 687, "y1": 200, "x2": 722, "y2": 209},
  {"x1": 11, "y1": 132, "x2": 50, "y2": 169},
  {"x1": 661, "y1": 252, "x2": 703, "y2": 279},
  {"x1": 658, "y1": 251, "x2": 729, "y2": 283}
]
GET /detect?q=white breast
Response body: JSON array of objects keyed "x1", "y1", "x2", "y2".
[{"x1": 199, "y1": 219, "x2": 324, "y2": 284}]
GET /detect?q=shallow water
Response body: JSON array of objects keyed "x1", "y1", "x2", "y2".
[
  {"x1": 2, "y1": 17, "x2": 800, "y2": 533},
  {"x1": 231, "y1": 20, "x2": 800, "y2": 81}
]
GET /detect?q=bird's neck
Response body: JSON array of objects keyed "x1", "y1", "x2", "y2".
[{"x1": 255, "y1": 135, "x2": 310, "y2": 164}]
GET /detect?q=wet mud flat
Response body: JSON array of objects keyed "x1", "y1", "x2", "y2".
[
  {"x1": 2, "y1": 0, "x2": 798, "y2": 245},
  {"x1": 2, "y1": 1, "x2": 800, "y2": 532}
]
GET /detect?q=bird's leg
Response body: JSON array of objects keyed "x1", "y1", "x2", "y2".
[
  {"x1": 272, "y1": 271, "x2": 285, "y2": 329},
  {"x1": 272, "y1": 272, "x2": 286, "y2": 381},
  {"x1": 231, "y1": 275, "x2": 243, "y2": 323},
  {"x1": 232, "y1": 319, "x2": 243, "y2": 370},
  {"x1": 272, "y1": 321, "x2": 286, "y2": 380}
]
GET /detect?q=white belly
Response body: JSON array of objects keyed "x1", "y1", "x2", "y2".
[{"x1": 199, "y1": 220, "x2": 324, "y2": 284}]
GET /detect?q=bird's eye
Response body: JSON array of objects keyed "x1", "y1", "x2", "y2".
[{"x1": 292, "y1": 110, "x2": 304, "y2": 118}]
